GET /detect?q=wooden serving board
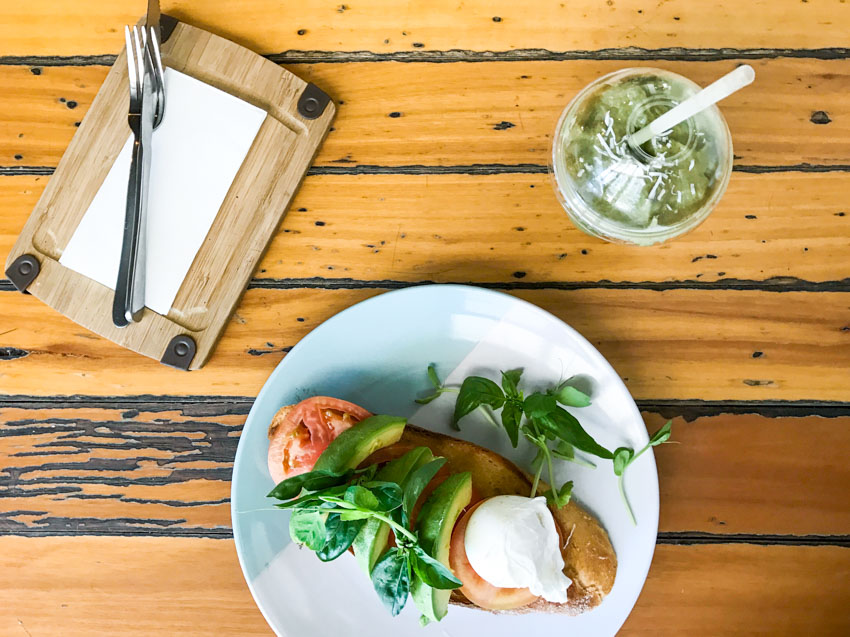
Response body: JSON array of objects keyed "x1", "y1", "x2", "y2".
[{"x1": 3, "y1": 15, "x2": 334, "y2": 370}]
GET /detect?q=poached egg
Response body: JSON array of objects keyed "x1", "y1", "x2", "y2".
[{"x1": 463, "y1": 495, "x2": 572, "y2": 603}]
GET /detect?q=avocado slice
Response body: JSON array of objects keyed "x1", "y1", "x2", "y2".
[
  {"x1": 352, "y1": 446, "x2": 434, "y2": 574},
  {"x1": 313, "y1": 415, "x2": 406, "y2": 473},
  {"x1": 410, "y1": 472, "x2": 473, "y2": 622}
]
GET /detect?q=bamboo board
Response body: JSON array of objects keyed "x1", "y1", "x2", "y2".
[{"x1": 4, "y1": 18, "x2": 334, "y2": 369}]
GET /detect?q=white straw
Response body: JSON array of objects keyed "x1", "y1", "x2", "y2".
[{"x1": 629, "y1": 65, "x2": 755, "y2": 147}]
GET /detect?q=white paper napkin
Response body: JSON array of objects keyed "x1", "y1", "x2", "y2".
[{"x1": 60, "y1": 68, "x2": 266, "y2": 316}]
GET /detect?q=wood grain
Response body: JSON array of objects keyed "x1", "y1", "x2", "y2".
[
  {"x1": 5, "y1": 20, "x2": 334, "y2": 369},
  {"x1": 0, "y1": 287, "x2": 848, "y2": 400},
  {"x1": 644, "y1": 412, "x2": 850, "y2": 536},
  {"x1": 1, "y1": 537, "x2": 847, "y2": 636},
  {"x1": 1, "y1": 0, "x2": 849, "y2": 56},
  {"x1": 3, "y1": 59, "x2": 849, "y2": 169},
  {"x1": 5, "y1": 170, "x2": 849, "y2": 286},
  {"x1": 0, "y1": 536, "x2": 270, "y2": 636},
  {"x1": 2, "y1": 404, "x2": 848, "y2": 537},
  {"x1": 620, "y1": 544, "x2": 850, "y2": 636}
]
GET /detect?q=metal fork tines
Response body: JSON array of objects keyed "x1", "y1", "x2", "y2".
[{"x1": 112, "y1": 25, "x2": 165, "y2": 327}]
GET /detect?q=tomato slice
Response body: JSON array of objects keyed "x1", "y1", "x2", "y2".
[
  {"x1": 267, "y1": 396, "x2": 372, "y2": 484},
  {"x1": 449, "y1": 500, "x2": 540, "y2": 611}
]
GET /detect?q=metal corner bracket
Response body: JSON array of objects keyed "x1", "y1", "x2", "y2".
[
  {"x1": 161, "y1": 334, "x2": 196, "y2": 370},
  {"x1": 5, "y1": 254, "x2": 40, "y2": 293},
  {"x1": 297, "y1": 83, "x2": 332, "y2": 120}
]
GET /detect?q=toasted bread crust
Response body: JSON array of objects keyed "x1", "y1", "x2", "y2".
[{"x1": 270, "y1": 406, "x2": 617, "y2": 615}]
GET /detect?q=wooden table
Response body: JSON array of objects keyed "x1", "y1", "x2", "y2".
[{"x1": 1, "y1": 1, "x2": 849, "y2": 634}]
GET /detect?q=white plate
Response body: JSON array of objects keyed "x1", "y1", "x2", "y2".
[{"x1": 231, "y1": 284, "x2": 658, "y2": 636}]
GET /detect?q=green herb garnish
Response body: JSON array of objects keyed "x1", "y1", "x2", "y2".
[
  {"x1": 613, "y1": 420, "x2": 672, "y2": 524},
  {"x1": 268, "y1": 448, "x2": 462, "y2": 616},
  {"x1": 418, "y1": 365, "x2": 674, "y2": 524}
]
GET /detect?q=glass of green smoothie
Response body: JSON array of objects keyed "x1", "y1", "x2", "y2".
[{"x1": 550, "y1": 68, "x2": 734, "y2": 245}]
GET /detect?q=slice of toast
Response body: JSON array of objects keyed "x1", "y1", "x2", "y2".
[
  {"x1": 385, "y1": 426, "x2": 617, "y2": 615},
  {"x1": 269, "y1": 407, "x2": 617, "y2": 615}
]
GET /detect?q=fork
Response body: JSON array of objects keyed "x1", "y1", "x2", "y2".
[{"x1": 112, "y1": 25, "x2": 165, "y2": 327}]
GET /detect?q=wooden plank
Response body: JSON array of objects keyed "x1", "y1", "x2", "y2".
[
  {"x1": 645, "y1": 412, "x2": 850, "y2": 536},
  {"x1": 0, "y1": 405, "x2": 240, "y2": 536},
  {"x1": 0, "y1": 287, "x2": 848, "y2": 400},
  {"x1": 1, "y1": 405, "x2": 848, "y2": 537},
  {"x1": 1, "y1": 537, "x2": 847, "y2": 635},
  {"x1": 1, "y1": 1, "x2": 849, "y2": 57},
  {"x1": 6, "y1": 171, "x2": 848, "y2": 286},
  {"x1": 2, "y1": 59, "x2": 849, "y2": 169},
  {"x1": 621, "y1": 544, "x2": 850, "y2": 635},
  {"x1": 0, "y1": 536, "x2": 270, "y2": 636}
]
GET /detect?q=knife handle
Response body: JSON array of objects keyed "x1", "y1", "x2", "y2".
[{"x1": 112, "y1": 132, "x2": 148, "y2": 327}]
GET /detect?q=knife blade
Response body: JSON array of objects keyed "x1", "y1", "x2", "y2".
[{"x1": 112, "y1": 26, "x2": 157, "y2": 327}]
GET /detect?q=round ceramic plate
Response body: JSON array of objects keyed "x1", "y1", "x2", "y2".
[{"x1": 231, "y1": 284, "x2": 658, "y2": 636}]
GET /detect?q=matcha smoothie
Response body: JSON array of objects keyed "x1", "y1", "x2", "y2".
[{"x1": 551, "y1": 68, "x2": 733, "y2": 245}]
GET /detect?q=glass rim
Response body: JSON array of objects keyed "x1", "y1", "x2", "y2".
[{"x1": 550, "y1": 67, "x2": 734, "y2": 244}]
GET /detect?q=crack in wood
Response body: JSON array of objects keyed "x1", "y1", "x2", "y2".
[
  {"x1": 3, "y1": 275, "x2": 850, "y2": 294},
  {"x1": 242, "y1": 275, "x2": 850, "y2": 293},
  {"x1": 0, "y1": 347, "x2": 29, "y2": 360},
  {"x1": 1, "y1": 47, "x2": 849, "y2": 68},
  {"x1": 2, "y1": 396, "x2": 848, "y2": 416},
  {"x1": 3, "y1": 162, "x2": 850, "y2": 178}
]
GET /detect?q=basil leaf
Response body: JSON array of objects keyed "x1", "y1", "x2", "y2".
[
  {"x1": 500, "y1": 399, "x2": 522, "y2": 447},
  {"x1": 523, "y1": 392, "x2": 559, "y2": 421},
  {"x1": 267, "y1": 468, "x2": 352, "y2": 500},
  {"x1": 367, "y1": 481, "x2": 403, "y2": 512},
  {"x1": 289, "y1": 509, "x2": 327, "y2": 550},
  {"x1": 410, "y1": 545, "x2": 462, "y2": 589},
  {"x1": 317, "y1": 513, "x2": 367, "y2": 562},
  {"x1": 500, "y1": 368, "x2": 523, "y2": 398},
  {"x1": 370, "y1": 547, "x2": 410, "y2": 616},
  {"x1": 403, "y1": 457, "x2": 447, "y2": 517},
  {"x1": 542, "y1": 481, "x2": 573, "y2": 508},
  {"x1": 426, "y1": 364, "x2": 441, "y2": 388},
  {"x1": 537, "y1": 406, "x2": 613, "y2": 459},
  {"x1": 345, "y1": 485, "x2": 380, "y2": 510},
  {"x1": 552, "y1": 383, "x2": 592, "y2": 408},
  {"x1": 612, "y1": 447, "x2": 634, "y2": 476},
  {"x1": 649, "y1": 421, "x2": 673, "y2": 446},
  {"x1": 452, "y1": 377, "x2": 505, "y2": 429}
]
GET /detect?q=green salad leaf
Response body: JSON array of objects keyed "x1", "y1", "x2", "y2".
[
  {"x1": 273, "y1": 445, "x2": 462, "y2": 620},
  {"x1": 415, "y1": 365, "x2": 676, "y2": 523},
  {"x1": 370, "y1": 547, "x2": 411, "y2": 616},
  {"x1": 410, "y1": 546, "x2": 463, "y2": 589},
  {"x1": 452, "y1": 376, "x2": 505, "y2": 429}
]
